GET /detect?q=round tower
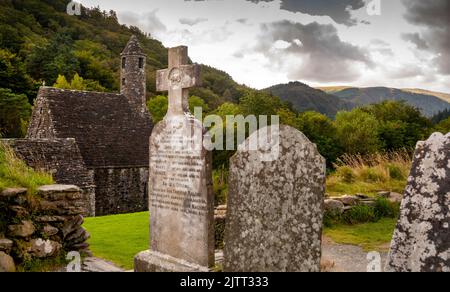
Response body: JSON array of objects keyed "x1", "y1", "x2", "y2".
[{"x1": 120, "y1": 35, "x2": 147, "y2": 113}]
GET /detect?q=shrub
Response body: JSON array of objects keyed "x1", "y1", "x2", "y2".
[
  {"x1": 387, "y1": 164, "x2": 405, "y2": 180},
  {"x1": 374, "y1": 197, "x2": 400, "y2": 219},
  {"x1": 323, "y1": 211, "x2": 342, "y2": 228},
  {"x1": 342, "y1": 205, "x2": 379, "y2": 225}
]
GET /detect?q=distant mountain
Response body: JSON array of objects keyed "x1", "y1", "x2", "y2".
[
  {"x1": 327, "y1": 87, "x2": 450, "y2": 117},
  {"x1": 402, "y1": 89, "x2": 450, "y2": 104},
  {"x1": 265, "y1": 82, "x2": 353, "y2": 117}
]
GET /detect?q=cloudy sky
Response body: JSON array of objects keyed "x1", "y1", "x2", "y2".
[{"x1": 81, "y1": 0, "x2": 450, "y2": 93}]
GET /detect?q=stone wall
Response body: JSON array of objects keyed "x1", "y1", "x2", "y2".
[
  {"x1": 3, "y1": 138, "x2": 95, "y2": 216},
  {"x1": 94, "y1": 167, "x2": 148, "y2": 216},
  {"x1": 0, "y1": 185, "x2": 90, "y2": 272}
]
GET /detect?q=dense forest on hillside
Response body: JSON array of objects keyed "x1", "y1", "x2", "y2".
[
  {"x1": 0, "y1": 0, "x2": 248, "y2": 131},
  {"x1": 0, "y1": 0, "x2": 449, "y2": 171}
]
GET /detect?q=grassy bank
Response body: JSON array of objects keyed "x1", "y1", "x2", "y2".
[
  {"x1": 0, "y1": 142, "x2": 53, "y2": 193},
  {"x1": 326, "y1": 151, "x2": 411, "y2": 197}
]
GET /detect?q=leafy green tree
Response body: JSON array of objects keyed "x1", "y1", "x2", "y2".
[
  {"x1": 27, "y1": 32, "x2": 80, "y2": 85},
  {"x1": 53, "y1": 73, "x2": 104, "y2": 92},
  {"x1": 53, "y1": 75, "x2": 71, "y2": 89},
  {"x1": 214, "y1": 102, "x2": 242, "y2": 120},
  {"x1": 277, "y1": 108, "x2": 300, "y2": 129},
  {"x1": 362, "y1": 101, "x2": 432, "y2": 150},
  {"x1": 335, "y1": 109, "x2": 381, "y2": 155},
  {"x1": 147, "y1": 95, "x2": 168, "y2": 123},
  {"x1": 0, "y1": 49, "x2": 35, "y2": 100},
  {"x1": 431, "y1": 108, "x2": 450, "y2": 124},
  {"x1": 70, "y1": 73, "x2": 87, "y2": 91},
  {"x1": 189, "y1": 95, "x2": 209, "y2": 115},
  {"x1": 0, "y1": 88, "x2": 31, "y2": 138},
  {"x1": 435, "y1": 117, "x2": 450, "y2": 133},
  {"x1": 74, "y1": 40, "x2": 116, "y2": 90},
  {"x1": 298, "y1": 111, "x2": 343, "y2": 166},
  {"x1": 239, "y1": 90, "x2": 282, "y2": 117},
  {"x1": 209, "y1": 103, "x2": 242, "y2": 169}
]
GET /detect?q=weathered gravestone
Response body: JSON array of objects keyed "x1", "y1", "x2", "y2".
[
  {"x1": 386, "y1": 132, "x2": 450, "y2": 272},
  {"x1": 134, "y1": 46, "x2": 215, "y2": 272},
  {"x1": 223, "y1": 125, "x2": 326, "y2": 272}
]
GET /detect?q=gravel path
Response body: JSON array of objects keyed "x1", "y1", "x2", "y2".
[{"x1": 321, "y1": 237, "x2": 389, "y2": 272}]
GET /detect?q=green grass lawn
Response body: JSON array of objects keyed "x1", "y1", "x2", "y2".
[
  {"x1": 323, "y1": 218, "x2": 397, "y2": 252},
  {"x1": 83, "y1": 212, "x2": 149, "y2": 270}
]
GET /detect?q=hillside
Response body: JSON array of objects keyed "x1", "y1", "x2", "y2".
[
  {"x1": 329, "y1": 87, "x2": 450, "y2": 117},
  {"x1": 265, "y1": 82, "x2": 353, "y2": 117},
  {"x1": 402, "y1": 89, "x2": 450, "y2": 104},
  {"x1": 317, "y1": 86, "x2": 353, "y2": 94},
  {"x1": 0, "y1": 0, "x2": 247, "y2": 110}
]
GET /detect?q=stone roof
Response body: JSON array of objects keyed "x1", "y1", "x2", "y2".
[
  {"x1": 28, "y1": 87, "x2": 153, "y2": 168},
  {"x1": 121, "y1": 35, "x2": 145, "y2": 56}
]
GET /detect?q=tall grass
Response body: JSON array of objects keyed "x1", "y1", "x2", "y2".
[
  {"x1": 326, "y1": 150, "x2": 412, "y2": 196},
  {"x1": 0, "y1": 141, "x2": 53, "y2": 194}
]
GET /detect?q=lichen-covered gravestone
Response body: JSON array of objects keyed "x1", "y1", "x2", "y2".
[
  {"x1": 223, "y1": 125, "x2": 326, "y2": 272},
  {"x1": 386, "y1": 132, "x2": 450, "y2": 272},
  {"x1": 134, "y1": 46, "x2": 214, "y2": 272}
]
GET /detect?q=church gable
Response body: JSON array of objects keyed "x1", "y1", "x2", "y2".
[
  {"x1": 28, "y1": 87, "x2": 153, "y2": 169},
  {"x1": 27, "y1": 88, "x2": 56, "y2": 140}
]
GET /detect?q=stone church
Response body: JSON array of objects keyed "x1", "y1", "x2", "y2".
[{"x1": 5, "y1": 36, "x2": 154, "y2": 216}]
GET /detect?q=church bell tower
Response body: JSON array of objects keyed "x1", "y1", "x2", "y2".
[{"x1": 120, "y1": 35, "x2": 147, "y2": 113}]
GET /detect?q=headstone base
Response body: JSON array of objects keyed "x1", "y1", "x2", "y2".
[{"x1": 134, "y1": 250, "x2": 210, "y2": 272}]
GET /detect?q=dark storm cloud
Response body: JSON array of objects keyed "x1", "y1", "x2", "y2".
[
  {"x1": 256, "y1": 20, "x2": 373, "y2": 82},
  {"x1": 402, "y1": 0, "x2": 450, "y2": 74},
  {"x1": 187, "y1": 0, "x2": 366, "y2": 26}
]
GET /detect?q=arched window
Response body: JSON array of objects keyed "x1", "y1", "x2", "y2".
[
  {"x1": 139, "y1": 57, "x2": 144, "y2": 69},
  {"x1": 122, "y1": 57, "x2": 126, "y2": 69}
]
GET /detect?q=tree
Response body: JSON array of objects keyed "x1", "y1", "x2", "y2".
[
  {"x1": 0, "y1": 49, "x2": 35, "y2": 100},
  {"x1": 53, "y1": 75, "x2": 71, "y2": 89},
  {"x1": 0, "y1": 88, "x2": 31, "y2": 138},
  {"x1": 298, "y1": 111, "x2": 343, "y2": 166},
  {"x1": 214, "y1": 102, "x2": 242, "y2": 120},
  {"x1": 363, "y1": 101, "x2": 432, "y2": 150},
  {"x1": 431, "y1": 108, "x2": 450, "y2": 125},
  {"x1": 147, "y1": 95, "x2": 168, "y2": 123},
  {"x1": 27, "y1": 32, "x2": 80, "y2": 85},
  {"x1": 277, "y1": 108, "x2": 300, "y2": 129},
  {"x1": 210, "y1": 102, "x2": 242, "y2": 169},
  {"x1": 239, "y1": 90, "x2": 282, "y2": 117},
  {"x1": 70, "y1": 73, "x2": 87, "y2": 91},
  {"x1": 435, "y1": 117, "x2": 450, "y2": 133},
  {"x1": 53, "y1": 73, "x2": 105, "y2": 92},
  {"x1": 335, "y1": 109, "x2": 381, "y2": 155},
  {"x1": 189, "y1": 95, "x2": 209, "y2": 115}
]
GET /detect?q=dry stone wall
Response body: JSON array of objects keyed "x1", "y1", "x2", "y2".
[{"x1": 0, "y1": 185, "x2": 90, "y2": 272}]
